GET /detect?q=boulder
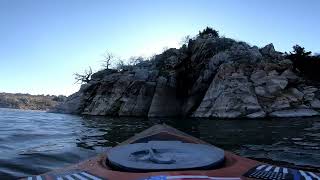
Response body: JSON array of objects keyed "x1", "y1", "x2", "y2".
[
  {"x1": 268, "y1": 70, "x2": 279, "y2": 76},
  {"x1": 260, "y1": 43, "x2": 284, "y2": 60},
  {"x1": 228, "y1": 43, "x2": 262, "y2": 63},
  {"x1": 246, "y1": 111, "x2": 266, "y2": 118},
  {"x1": 208, "y1": 52, "x2": 230, "y2": 70},
  {"x1": 189, "y1": 37, "x2": 235, "y2": 64},
  {"x1": 270, "y1": 97, "x2": 291, "y2": 111},
  {"x1": 304, "y1": 93, "x2": 315, "y2": 102},
  {"x1": 281, "y1": 69, "x2": 298, "y2": 83},
  {"x1": 265, "y1": 75, "x2": 288, "y2": 94},
  {"x1": 250, "y1": 69, "x2": 289, "y2": 98},
  {"x1": 284, "y1": 88, "x2": 304, "y2": 102},
  {"x1": 260, "y1": 44, "x2": 275, "y2": 55},
  {"x1": 250, "y1": 70, "x2": 267, "y2": 85},
  {"x1": 311, "y1": 99, "x2": 320, "y2": 109},
  {"x1": 303, "y1": 87, "x2": 318, "y2": 94},
  {"x1": 255, "y1": 86, "x2": 269, "y2": 97}
]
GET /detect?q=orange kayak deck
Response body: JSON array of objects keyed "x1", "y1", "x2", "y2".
[{"x1": 21, "y1": 124, "x2": 319, "y2": 180}]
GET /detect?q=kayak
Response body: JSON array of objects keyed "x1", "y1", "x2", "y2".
[{"x1": 22, "y1": 124, "x2": 320, "y2": 180}]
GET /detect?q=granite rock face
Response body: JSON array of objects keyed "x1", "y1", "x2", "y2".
[
  {"x1": 193, "y1": 63, "x2": 263, "y2": 118},
  {"x1": 148, "y1": 76, "x2": 181, "y2": 117},
  {"x1": 52, "y1": 33, "x2": 320, "y2": 118}
]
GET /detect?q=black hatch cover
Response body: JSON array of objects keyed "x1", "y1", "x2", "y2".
[{"x1": 107, "y1": 141, "x2": 225, "y2": 172}]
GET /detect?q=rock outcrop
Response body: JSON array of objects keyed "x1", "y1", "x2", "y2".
[{"x1": 52, "y1": 29, "x2": 320, "y2": 118}]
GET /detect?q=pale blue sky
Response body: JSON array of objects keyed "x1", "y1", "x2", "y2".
[{"x1": 0, "y1": 0, "x2": 319, "y2": 95}]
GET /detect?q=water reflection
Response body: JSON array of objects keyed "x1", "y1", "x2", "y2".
[
  {"x1": 76, "y1": 115, "x2": 320, "y2": 172},
  {"x1": 76, "y1": 116, "x2": 151, "y2": 149}
]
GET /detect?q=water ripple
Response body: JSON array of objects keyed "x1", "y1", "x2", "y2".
[{"x1": 0, "y1": 108, "x2": 319, "y2": 179}]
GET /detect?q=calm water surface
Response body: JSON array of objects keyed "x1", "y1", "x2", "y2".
[{"x1": 0, "y1": 108, "x2": 319, "y2": 179}]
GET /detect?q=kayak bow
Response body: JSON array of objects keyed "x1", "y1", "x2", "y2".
[{"x1": 22, "y1": 124, "x2": 320, "y2": 180}]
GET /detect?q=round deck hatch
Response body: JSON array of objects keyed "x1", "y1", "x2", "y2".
[{"x1": 107, "y1": 141, "x2": 225, "y2": 172}]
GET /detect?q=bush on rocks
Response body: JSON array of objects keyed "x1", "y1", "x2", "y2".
[{"x1": 286, "y1": 45, "x2": 320, "y2": 81}]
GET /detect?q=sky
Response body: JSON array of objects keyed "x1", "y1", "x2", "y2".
[{"x1": 0, "y1": 0, "x2": 319, "y2": 96}]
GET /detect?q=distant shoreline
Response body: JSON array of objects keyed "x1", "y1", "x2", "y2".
[
  {"x1": 0, "y1": 107, "x2": 46, "y2": 112},
  {"x1": 0, "y1": 92, "x2": 66, "y2": 111}
]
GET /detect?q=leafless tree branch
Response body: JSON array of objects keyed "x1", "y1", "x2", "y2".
[{"x1": 74, "y1": 66, "x2": 92, "y2": 84}]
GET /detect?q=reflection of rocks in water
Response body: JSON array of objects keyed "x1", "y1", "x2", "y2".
[
  {"x1": 304, "y1": 122, "x2": 320, "y2": 131},
  {"x1": 196, "y1": 119, "x2": 276, "y2": 150},
  {"x1": 306, "y1": 132, "x2": 320, "y2": 138},
  {"x1": 76, "y1": 142, "x2": 95, "y2": 150},
  {"x1": 76, "y1": 116, "x2": 151, "y2": 149},
  {"x1": 291, "y1": 137, "x2": 304, "y2": 141},
  {"x1": 177, "y1": 117, "x2": 320, "y2": 171},
  {"x1": 292, "y1": 141, "x2": 319, "y2": 147},
  {"x1": 73, "y1": 116, "x2": 320, "y2": 172},
  {"x1": 148, "y1": 117, "x2": 201, "y2": 138},
  {"x1": 237, "y1": 143, "x2": 320, "y2": 172}
]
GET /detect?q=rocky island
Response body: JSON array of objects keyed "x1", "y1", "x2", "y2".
[
  {"x1": 53, "y1": 28, "x2": 320, "y2": 118},
  {"x1": 0, "y1": 93, "x2": 66, "y2": 111}
]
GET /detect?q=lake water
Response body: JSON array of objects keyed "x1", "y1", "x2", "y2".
[{"x1": 0, "y1": 108, "x2": 319, "y2": 179}]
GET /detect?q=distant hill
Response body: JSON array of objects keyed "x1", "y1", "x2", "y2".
[{"x1": 0, "y1": 93, "x2": 66, "y2": 111}]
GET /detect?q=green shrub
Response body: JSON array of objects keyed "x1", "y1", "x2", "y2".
[
  {"x1": 286, "y1": 45, "x2": 320, "y2": 80},
  {"x1": 198, "y1": 27, "x2": 219, "y2": 38}
]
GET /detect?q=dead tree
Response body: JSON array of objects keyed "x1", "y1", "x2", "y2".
[
  {"x1": 74, "y1": 66, "x2": 92, "y2": 84},
  {"x1": 101, "y1": 51, "x2": 114, "y2": 69},
  {"x1": 129, "y1": 56, "x2": 144, "y2": 65}
]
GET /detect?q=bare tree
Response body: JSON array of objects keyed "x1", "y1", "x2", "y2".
[
  {"x1": 101, "y1": 51, "x2": 114, "y2": 69},
  {"x1": 74, "y1": 66, "x2": 92, "y2": 84},
  {"x1": 129, "y1": 56, "x2": 144, "y2": 65},
  {"x1": 116, "y1": 60, "x2": 125, "y2": 70},
  {"x1": 179, "y1": 35, "x2": 191, "y2": 46}
]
